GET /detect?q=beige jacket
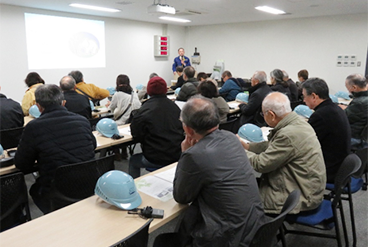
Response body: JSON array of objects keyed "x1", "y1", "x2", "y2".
[
  {"x1": 21, "y1": 83, "x2": 43, "y2": 116},
  {"x1": 247, "y1": 112, "x2": 326, "y2": 214}
]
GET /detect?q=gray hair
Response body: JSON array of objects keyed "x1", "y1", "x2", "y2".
[
  {"x1": 253, "y1": 71, "x2": 267, "y2": 83},
  {"x1": 59, "y1": 76, "x2": 76, "y2": 91},
  {"x1": 346, "y1": 74, "x2": 367, "y2": 88},
  {"x1": 35, "y1": 84, "x2": 64, "y2": 108},
  {"x1": 262, "y1": 92, "x2": 291, "y2": 117},
  {"x1": 181, "y1": 96, "x2": 220, "y2": 135},
  {"x1": 68, "y1": 70, "x2": 83, "y2": 83},
  {"x1": 184, "y1": 66, "x2": 196, "y2": 79},
  {"x1": 149, "y1": 73, "x2": 159, "y2": 79},
  {"x1": 282, "y1": 70, "x2": 289, "y2": 80}
]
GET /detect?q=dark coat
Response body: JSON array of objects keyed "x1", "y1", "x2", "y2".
[
  {"x1": 345, "y1": 90, "x2": 368, "y2": 139},
  {"x1": 239, "y1": 82, "x2": 272, "y2": 127},
  {"x1": 170, "y1": 75, "x2": 185, "y2": 90},
  {"x1": 308, "y1": 99, "x2": 351, "y2": 183},
  {"x1": 271, "y1": 82, "x2": 292, "y2": 101},
  {"x1": 174, "y1": 129, "x2": 265, "y2": 247},
  {"x1": 0, "y1": 93, "x2": 24, "y2": 130},
  {"x1": 287, "y1": 79, "x2": 299, "y2": 102},
  {"x1": 15, "y1": 104, "x2": 96, "y2": 191},
  {"x1": 176, "y1": 78, "x2": 199, "y2": 102},
  {"x1": 63, "y1": 90, "x2": 92, "y2": 119},
  {"x1": 130, "y1": 95, "x2": 184, "y2": 165}
]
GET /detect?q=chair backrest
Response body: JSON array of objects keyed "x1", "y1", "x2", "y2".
[
  {"x1": 332, "y1": 153, "x2": 361, "y2": 204},
  {"x1": 110, "y1": 218, "x2": 153, "y2": 247},
  {"x1": 0, "y1": 127, "x2": 24, "y2": 150},
  {"x1": 354, "y1": 147, "x2": 368, "y2": 178},
  {"x1": 249, "y1": 190, "x2": 301, "y2": 247},
  {"x1": 219, "y1": 117, "x2": 239, "y2": 134},
  {"x1": 0, "y1": 172, "x2": 31, "y2": 232},
  {"x1": 49, "y1": 155, "x2": 115, "y2": 211}
]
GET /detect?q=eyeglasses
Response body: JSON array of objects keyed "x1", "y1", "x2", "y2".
[{"x1": 260, "y1": 111, "x2": 265, "y2": 117}]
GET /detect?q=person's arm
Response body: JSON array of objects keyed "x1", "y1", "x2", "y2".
[
  {"x1": 173, "y1": 152, "x2": 203, "y2": 204},
  {"x1": 14, "y1": 125, "x2": 37, "y2": 173},
  {"x1": 172, "y1": 57, "x2": 178, "y2": 73},
  {"x1": 219, "y1": 81, "x2": 231, "y2": 95},
  {"x1": 308, "y1": 112, "x2": 328, "y2": 142},
  {"x1": 91, "y1": 84, "x2": 110, "y2": 100},
  {"x1": 21, "y1": 91, "x2": 34, "y2": 116},
  {"x1": 130, "y1": 109, "x2": 145, "y2": 143},
  {"x1": 247, "y1": 133, "x2": 294, "y2": 173},
  {"x1": 239, "y1": 93, "x2": 262, "y2": 116}
]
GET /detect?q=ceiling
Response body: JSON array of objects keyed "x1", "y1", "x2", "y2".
[{"x1": 0, "y1": 0, "x2": 367, "y2": 26}]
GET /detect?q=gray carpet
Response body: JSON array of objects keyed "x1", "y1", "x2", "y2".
[{"x1": 25, "y1": 146, "x2": 368, "y2": 247}]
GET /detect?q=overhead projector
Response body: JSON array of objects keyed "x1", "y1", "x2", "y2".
[{"x1": 148, "y1": 4, "x2": 176, "y2": 15}]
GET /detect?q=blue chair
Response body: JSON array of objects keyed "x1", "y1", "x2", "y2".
[{"x1": 283, "y1": 153, "x2": 362, "y2": 247}]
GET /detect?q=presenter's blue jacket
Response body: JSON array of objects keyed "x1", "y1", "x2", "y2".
[{"x1": 172, "y1": 56, "x2": 191, "y2": 72}]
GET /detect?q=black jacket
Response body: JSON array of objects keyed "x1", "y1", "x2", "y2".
[
  {"x1": 15, "y1": 104, "x2": 96, "y2": 191},
  {"x1": 176, "y1": 78, "x2": 199, "y2": 102},
  {"x1": 174, "y1": 129, "x2": 265, "y2": 247},
  {"x1": 130, "y1": 95, "x2": 184, "y2": 165},
  {"x1": 63, "y1": 90, "x2": 92, "y2": 119},
  {"x1": 239, "y1": 82, "x2": 272, "y2": 127},
  {"x1": 345, "y1": 90, "x2": 368, "y2": 139},
  {"x1": 0, "y1": 93, "x2": 24, "y2": 130},
  {"x1": 308, "y1": 99, "x2": 351, "y2": 183},
  {"x1": 287, "y1": 79, "x2": 299, "y2": 102},
  {"x1": 170, "y1": 75, "x2": 185, "y2": 90},
  {"x1": 271, "y1": 82, "x2": 292, "y2": 101}
]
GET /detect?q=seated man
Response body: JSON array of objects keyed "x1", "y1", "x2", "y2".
[
  {"x1": 60, "y1": 75, "x2": 92, "y2": 119},
  {"x1": 170, "y1": 66, "x2": 184, "y2": 90},
  {"x1": 68, "y1": 70, "x2": 110, "y2": 104},
  {"x1": 339, "y1": 74, "x2": 368, "y2": 149},
  {"x1": 219, "y1": 70, "x2": 242, "y2": 101},
  {"x1": 176, "y1": 66, "x2": 199, "y2": 101},
  {"x1": 129, "y1": 76, "x2": 184, "y2": 178},
  {"x1": 15, "y1": 84, "x2": 96, "y2": 214},
  {"x1": 302, "y1": 78, "x2": 351, "y2": 183},
  {"x1": 239, "y1": 92, "x2": 326, "y2": 214},
  {"x1": 0, "y1": 86, "x2": 24, "y2": 130},
  {"x1": 174, "y1": 96, "x2": 265, "y2": 247},
  {"x1": 238, "y1": 71, "x2": 272, "y2": 127}
]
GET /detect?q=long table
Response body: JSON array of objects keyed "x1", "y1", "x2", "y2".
[
  {"x1": 0, "y1": 124, "x2": 134, "y2": 176},
  {"x1": 0, "y1": 163, "x2": 186, "y2": 247}
]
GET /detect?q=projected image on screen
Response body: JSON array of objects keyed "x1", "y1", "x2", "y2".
[{"x1": 25, "y1": 13, "x2": 105, "y2": 69}]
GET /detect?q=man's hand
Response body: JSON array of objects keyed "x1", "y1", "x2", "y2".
[
  {"x1": 105, "y1": 101, "x2": 111, "y2": 107},
  {"x1": 181, "y1": 134, "x2": 197, "y2": 152},
  {"x1": 236, "y1": 134, "x2": 250, "y2": 150},
  {"x1": 338, "y1": 104, "x2": 347, "y2": 110}
]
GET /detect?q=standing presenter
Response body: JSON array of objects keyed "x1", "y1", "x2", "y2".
[{"x1": 172, "y1": 47, "x2": 191, "y2": 75}]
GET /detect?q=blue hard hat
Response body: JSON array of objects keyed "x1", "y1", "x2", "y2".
[
  {"x1": 0, "y1": 144, "x2": 3, "y2": 156},
  {"x1": 294, "y1": 105, "x2": 313, "y2": 118},
  {"x1": 29, "y1": 105, "x2": 41, "y2": 118},
  {"x1": 335, "y1": 91, "x2": 350, "y2": 100},
  {"x1": 95, "y1": 170, "x2": 142, "y2": 210},
  {"x1": 236, "y1": 93, "x2": 249, "y2": 103},
  {"x1": 175, "y1": 87, "x2": 181, "y2": 96},
  {"x1": 89, "y1": 100, "x2": 95, "y2": 110},
  {"x1": 96, "y1": 118, "x2": 119, "y2": 138},
  {"x1": 106, "y1": 87, "x2": 116, "y2": 95},
  {"x1": 238, "y1": 123, "x2": 264, "y2": 142},
  {"x1": 329, "y1": 94, "x2": 339, "y2": 103},
  {"x1": 136, "y1": 84, "x2": 144, "y2": 90}
]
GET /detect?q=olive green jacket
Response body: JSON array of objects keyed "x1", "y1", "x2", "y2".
[{"x1": 246, "y1": 112, "x2": 326, "y2": 214}]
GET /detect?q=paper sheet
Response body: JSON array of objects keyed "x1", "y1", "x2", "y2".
[
  {"x1": 228, "y1": 102, "x2": 240, "y2": 108},
  {"x1": 154, "y1": 166, "x2": 176, "y2": 183},
  {"x1": 119, "y1": 126, "x2": 132, "y2": 136},
  {"x1": 136, "y1": 176, "x2": 173, "y2": 202}
]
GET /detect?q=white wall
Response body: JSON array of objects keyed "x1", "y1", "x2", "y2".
[
  {"x1": 1, "y1": 4, "x2": 366, "y2": 103},
  {"x1": 0, "y1": 4, "x2": 186, "y2": 103},
  {"x1": 186, "y1": 14, "x2": 367, "y2": 93}
]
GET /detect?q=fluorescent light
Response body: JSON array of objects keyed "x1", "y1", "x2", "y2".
[
  {"x1": 70, "y1": 3, "x2": 121, "y2": 13},
  {"x1": 159, "y1": 16, "x2": 191, "y2": 23},
  {"x1": 255, "y1": 6, "x2": 285, "y2": 15}
]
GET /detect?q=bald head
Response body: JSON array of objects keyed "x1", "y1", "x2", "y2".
[
  {"x1": 181, "y1": 96, "x2": 220, "y2": 135},
  {"x1": 60, "y1": 76, "x2": 76, "y2": 91},
  {"x1": 262, "y1": 92, "x2": 291, "y2": 118}
]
